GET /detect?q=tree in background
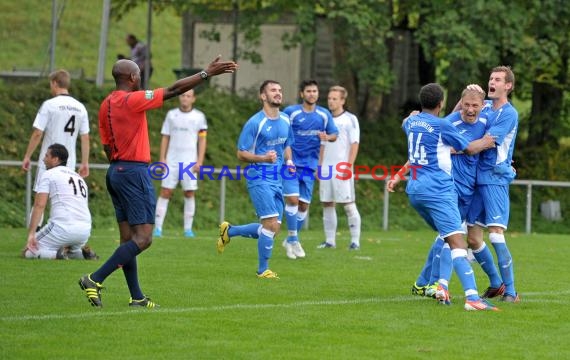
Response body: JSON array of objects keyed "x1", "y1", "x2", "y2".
[
  {"x1": 281, "y1": 0, "x2": 393, "y2": 120},
  {"x1": 413, "y1": 0, "x2": 568, "y2": 141},
  {"x1": 111, "y1": 0, "x2": 395, "y2": 121},
  {"x1": 111, "y1": 0, "x2": 568, "y2": 139},
  {"x1": 519, "y1": 1, "x2": 569, "y2": 149}
]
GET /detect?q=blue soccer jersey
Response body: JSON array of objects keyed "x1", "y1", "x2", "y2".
[
  {"x1": 403, "y1": 112, "x2": 469, "y2": 195},
  {"x1": 283, "y1": 104, "x2": 338, "y2": 170},
  {"x1": 445, "y1": 111, "x2": 488, "y2": 190},
  {"x1": 237, "y1": 110, "x2": 294, "y2": 187},
  {"x1": 476, "y1": 101, "x2": 518, "y2": 185}
]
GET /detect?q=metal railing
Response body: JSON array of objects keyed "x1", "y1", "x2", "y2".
[{"x1": 1, "y1": 160, "x2": 569, "y2": 233}]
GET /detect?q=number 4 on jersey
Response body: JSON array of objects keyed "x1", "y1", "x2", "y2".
[
  {"x1": 408, "y1": 133, "x2": 428, "y2": 165},
  {"x1": 64, "y1": 115, "x2": 75, "y2": 136}
]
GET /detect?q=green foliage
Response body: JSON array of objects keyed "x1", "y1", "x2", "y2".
[
  {"x1": 410, "y1": 0, "x2": 569, "y2": 139},
  {"x1": 515, "y1": 0, "x2": 570, "y2": 93},
  {"x1": 326, "y1": 0, "x2": 394, "y2": 93},
  {"x1": 279, "y1": 1, "x2": 317, "y2": 48},
  {"x1": 1, "y1": 1, "x2": 569, "y2": 233},
  {"x1": 109, "y1": 0, "x2": 569, "y2": 134},
  {"x1": 113, "y1": 0, "x2": 395, "y2": 96}
]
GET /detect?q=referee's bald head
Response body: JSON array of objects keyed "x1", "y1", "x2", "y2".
[{"x1": 112, "y1": 59, "x2": 141, "y2": 89}]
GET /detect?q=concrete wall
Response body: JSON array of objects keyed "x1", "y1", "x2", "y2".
[{"x1": 192, "y1": 23, "x2": 301, "y2": 105}]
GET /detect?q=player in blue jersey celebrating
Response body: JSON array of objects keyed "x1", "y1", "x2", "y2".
[
  {"x1": 410, "y1": 87, "x2": 497, "y2": 302},
  {"x1": 466, "y1": 66, "x2": 520, "y2": 303},
  {"x1": 216, "y1": 80, "x2": 294, "y2": 279},
  {"x1": 281, "y1": 80, "x2": 338, "y2": 260},
  {"x1": 388, "y1": 83, "x2": 498, "y2": 311}
]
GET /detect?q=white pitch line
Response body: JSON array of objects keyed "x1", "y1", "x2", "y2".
[
  {"x1": 0, "y1": 297, "x2": 397, "y2": 322},
  {"x1": 2, "y1": 291, "x2": 569, "y2": 322}
]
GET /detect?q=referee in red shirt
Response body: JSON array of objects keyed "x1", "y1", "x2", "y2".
[{"x1": 79, "y1": 56, "x2": 237, "y2": 308}]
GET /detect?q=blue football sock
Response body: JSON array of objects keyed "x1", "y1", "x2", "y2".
[
  {"x1": 428, "y1": 236, "x2": 445, "y2": 284},
  {"x1": 472, "y1": 242, "x2": 503, "y2": 288},
  {"x1": 122, "y1": 257, "x2": 144, "y2": 300},
  {"x1": 228, "y1": 223, "x2": 261, "y2": 239},
  {"x1": 416, "y1": 237, "x2": 438, "y2": 286},
  {"x1": 296, "y1": 218, "x2": 306, "y2": 232},
  {"x1": 285, "y1": 204, "x2": 298, "y2": 243},
  {"x1": 438, "y1": 243, "x2": 452, "y2": 286},
  {"x1": 490, "y1": 233, "x2": 516, "y2": 295},
  {"x1": 92, "y1": 240, "x2": 141, "y2": 283},
  {"x1": 451, "y1": 248, "x2": 479, "y2": 301},
  {"x1": 257, "y1": 228, "x2": 275, "y2": 274},
  {"x1": 296, "y1": 210, "x2": 307, "y2": 232}
]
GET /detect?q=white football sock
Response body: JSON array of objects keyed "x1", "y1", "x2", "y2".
[
  {"x1": 184, "y1": 196, "x2": 196, "y2": 231},
  {"x1": 155, "y1": 197, "x2": 169, "y2": 229},
  {"x1": 323, "y1": 206, "x2": 337, "y2": 245},
  {"x1": 344, "y1": 203, "x2": 361, "y2": 246}
]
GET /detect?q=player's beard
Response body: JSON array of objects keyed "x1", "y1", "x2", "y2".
[{"x1": 268, "y1": 98, "x2": 282, "y2": 108}]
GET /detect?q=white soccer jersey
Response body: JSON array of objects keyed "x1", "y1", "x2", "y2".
[
  {"x1": 36, "y1": 166, "x2": 91, "y2": 228},
  {"x1": 161, "y1": 108, "x2": 207, "y2": 163},
  {"x1": 321, "y1": 111, "x2": 360, "y2": 174},
  {"x1": 33, "y1": 94, "x2": 89, "y2": 171}
]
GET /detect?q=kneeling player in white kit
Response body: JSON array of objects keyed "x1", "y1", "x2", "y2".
[{"x1": 23, "y1": 143, "x2": 93, "y2": 260}]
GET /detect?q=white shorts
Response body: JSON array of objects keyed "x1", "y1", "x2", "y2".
[
  {"x1": 319, "y1": 175, "x2": 355, "y2": 203},
  {"x1": 35, "y1": 222, "x2": 91, "y2": 251},
  {"x1": 162, "y1": 162, "x2": 198, "y2": 191}
]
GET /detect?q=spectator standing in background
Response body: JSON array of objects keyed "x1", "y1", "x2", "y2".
[{"x1": 118, "y1": 34, "x2": 153, "y2": 89}]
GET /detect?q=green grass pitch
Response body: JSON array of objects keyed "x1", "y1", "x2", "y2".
[{"x1": 1, "y1": 228, "x2": 569, "y2": 359}]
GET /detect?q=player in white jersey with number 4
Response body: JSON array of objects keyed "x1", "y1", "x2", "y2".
[
  {"x1": 23, "y1": 144, "x2": 92, "y2": 259},
  {"x1": 318, "y1": 85, "x2": 361, "y2": 250},
  {"x1": 22, "y1": 69, "x2": 90, "y2": 189},
  {"x1": 154, "y1": 89, "x2": 207, "y2": 238}
]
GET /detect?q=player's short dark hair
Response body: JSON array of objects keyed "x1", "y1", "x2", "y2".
[
  {"x1": 47, "y1": 143, "x2": 69, "y2": 166},
  {"x1": 49, "y1": 69, "x2": 71, "y2": 89},
  {"x1": 260, "y1": 80, "x2": 280, "y2": 94},
  {"x1": 299, "y1": 79, "x2": 318, "y2": 92},
  {"x1": 419, "y1": 83, "x2": 444, "y2": 110}
]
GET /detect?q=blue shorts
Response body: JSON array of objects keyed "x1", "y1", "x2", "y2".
[
  {"x1": 455, "y1": 182, "x2": 475, "y2": 221},
  {"x1": 408, "y1": 191, "x2": 464, "y2": 238},
  {"x1": 466, "y1": 184, "x2": 509, "y2": 229},
  {"x1": 106, "y1": 162, "x2": 156, "y2": 225},
  {"x1": 282, "y1": 167, "x2": 316, "y2": 204},
  {"x1": 248, "y1": 183, "x2": 284, "y2": 221}
]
